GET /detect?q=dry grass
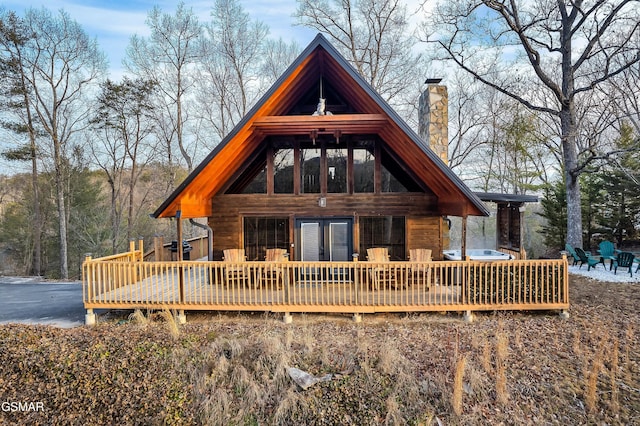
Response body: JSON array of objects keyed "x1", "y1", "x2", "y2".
[
  {"x1": 1, "y1": 274, "x2": 639, "y2": 425},
  {"x1": 452, "y1": 354, "x2": 466, "y2": 416},
  {"x1": 128, "y1": 308, "x2": 149, "y2": 325},
  {"x1": 159, "y1": 308, "x2": 180, "y2": 338},
  {"x1": 585, "y1": 335, "x2": 606, "y2": 413},
  {"x1": 495, "y1": 330, "x2": 509, "y2": 405}
]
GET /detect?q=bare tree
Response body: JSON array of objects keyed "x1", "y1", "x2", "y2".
[
  {"x1": 91, "y1": 77, "x2": 158, "y2": 253},
  {"x1": 260, "y1": 37, "x2": 301, "y2": 83},
  {"x1": 19, "y1": 8, "x2": 106, "y2": 278},
  {"x1": 423, "y1": 0, "x2": 640, "y2": 249},
  {"x1": 195, "y1": 0, "x2": 269, "y2": 144},
  {"x1": 125, "y1": 2, "x2": 201, "y2": 173},
  {"x1": 605, "y1": 56, "x2": 640, "y2": 136},
  {"x1": 447, "y1": 75, "x2": 552, "y2": 193},
  {"x1": 295, "y1": 0, "x2": 425, "y2": 109}
]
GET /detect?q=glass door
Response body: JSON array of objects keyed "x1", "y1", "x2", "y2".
[{"x1": 297, "y1": 218, "x2": 353, "y2": 262}]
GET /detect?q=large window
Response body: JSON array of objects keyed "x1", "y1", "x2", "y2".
[
  {"x1": 359, "y1": 216, "x2": 405, "y2": 260},
  {"x1": 327, "y1": 148, "x2": 348, "y2": 193},
  {"x1": 381, "y1": 165, "x2": 408, "y2": 192},
  {"x1": 274, "y1": 148, "x2": 294, "y2": 193},
  {"x1": 241, "y1": 162, "x2": 266, "y2": 194},
  {"x1": 353, "y1": 146, "x2": 375, "y2": 193},
  {"x1": 235, "y1": 139, "x2": 416, "y2": 195},
  {"x1": 300, "y1": 148, "x2": 321, "y2": 193},
  {"x1": 243, "y1": 217, "x2": 289, "y2": 261}
]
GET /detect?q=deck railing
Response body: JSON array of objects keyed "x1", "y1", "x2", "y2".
[{"x1": 83, "y1": 243, "x2": 569, "y2": 316}]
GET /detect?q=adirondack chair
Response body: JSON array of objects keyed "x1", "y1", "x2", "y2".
[
  {"x1": 410, "y1": 248, "x2": 432, "y2": 262},
  {"x1": 612, "y1": 251, "x2": 635, "y2": 277},
  {"x1": 223, "y1": 249, "x2": 249, "y2": 287},
  {"x1": 597, "y1": 241, "x2": 616, "y2": 270},
  {"x1": 574, "y1": 247, "x2": 599, "y2": 271},
  {"x1": 409, "y1": 249, "x2": 432, "y2": 288},
  {"x1": 366, "y1": 247, "x2": 395, "y2": 289},
  {"x1": 564, "y1": 244, "x2": 579, "y2": 266},
  {"x1": 261, "y1": 248, "x2": 288, "y2": 289}
]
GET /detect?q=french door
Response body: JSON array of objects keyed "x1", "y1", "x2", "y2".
[{"x1": 297, "y1": 218, "x2": 353, "y2": 262}]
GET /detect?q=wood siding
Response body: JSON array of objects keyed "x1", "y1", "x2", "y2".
[
  {"x1": 208, "y1": 193, "x2": 440, "y2": 260},
  {"x1": 406, "y1": 216, "x2": 444, "y2": 260}
]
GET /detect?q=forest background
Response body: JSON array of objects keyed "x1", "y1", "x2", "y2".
[{"x1": 0, "y1": 0, "x2": 639, "y2": 279}]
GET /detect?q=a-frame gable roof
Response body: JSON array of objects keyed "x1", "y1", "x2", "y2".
[{"x1": 153, "y1": 33, "x2": 488, "y2": 219}]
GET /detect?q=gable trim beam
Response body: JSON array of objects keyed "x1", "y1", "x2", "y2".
[{"x1": 252, "y1": 114, "x2": 387, "y2": 136}]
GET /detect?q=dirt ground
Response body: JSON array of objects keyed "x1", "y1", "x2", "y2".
[{"x1": 1, "y1": 274, "x2": 638, "y2": 425}]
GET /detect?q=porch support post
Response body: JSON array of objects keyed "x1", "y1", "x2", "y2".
[
  {"x1": 559, "y1": 310, "x2": 570, "y2": 319},
  {"x1": 283, "y1": 312, "x2": 293, "y2": 324},
  {"x1": 177, "y1": 309, "x2": 187, "y2": 324},
  {"x1": 519, "y1": 204, "x2": 525, "y2": 256},
  {"x1": 176, "y1": 211, "x2": 185, "y2": 303},
  {"x1": 85, "y1": 309, "x2": 96, "y2": 326},
  {"x1": 461, "y1": 216, "x2": 467, "y2": 259},
  {"x1": 353, "y1": 313, "x2": 362, "y2": 323},
  {"x1": 176, "y1": 211, "x2": 183, "y2": 262},
  {"x1": 463, "y1": 310, "x2": 474, "y2": 323}
]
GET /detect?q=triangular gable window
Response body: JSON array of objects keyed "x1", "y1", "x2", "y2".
[{"x1": 233, "y1": 138, "x2": 421, "y2": 194}]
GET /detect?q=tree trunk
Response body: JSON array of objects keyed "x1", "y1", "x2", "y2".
[
  {"x1": 53, "y1": 140, "x2": 69, "y2": 279},
  {"x1": 560, "y1": 15, "x2": 582, "y2": 250},
  {"x1": 109, "y1": 178, "x2": 118, "y2": 254},
  {"x1": 175, "y1": 78, "x2": 193, "y2": 172},
  {"x1": 30, "y1": 140, "x2": 41, "y2": 275},
  {"x1": 561, "y1": 106, "x2": 583, "y2": 249},
  {"x1": 127, "y1": 163, "x2": 136, "y2": 242}
]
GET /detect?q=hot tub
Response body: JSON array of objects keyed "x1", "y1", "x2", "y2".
[{"x1": 442, "y1": 249, "x2": 513, "y2": 261}]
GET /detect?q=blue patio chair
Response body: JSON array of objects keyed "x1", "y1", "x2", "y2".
[
  {"x1": 612, "y1": 251, "x2": 635, "y2": 277},
  {"x1": 574, "y1": 247, "x2": 599, "y2": 271},
  {"x1": 597, "y1": 241, "x2": 616, "y2": 270}
]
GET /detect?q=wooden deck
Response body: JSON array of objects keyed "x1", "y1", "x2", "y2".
[{"x1": 83, "y1": 246, "x2": 569, "y2": 317}]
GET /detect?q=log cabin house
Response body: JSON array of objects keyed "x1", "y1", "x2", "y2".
[{"x1": 82, "y1": 34, "x2": 568, "y2": 324}]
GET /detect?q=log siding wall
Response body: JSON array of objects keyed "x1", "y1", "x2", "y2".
[{"x1": 208, "y1": 193, "x2": 442, "y2": 260}]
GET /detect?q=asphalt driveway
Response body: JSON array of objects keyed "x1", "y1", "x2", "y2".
[{"x1": 0, "y1": 278, "x2": 86, "y2": 328}]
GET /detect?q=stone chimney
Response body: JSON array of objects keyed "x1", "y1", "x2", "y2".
[{"x1": 418, "y1": 81, "x2": 448, "y2": 164}]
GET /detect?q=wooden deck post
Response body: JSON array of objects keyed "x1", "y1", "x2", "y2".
[
  {"x1": 154, "y1": 235, "x2": 164, "y2": 262},
  {"x1": 283, "y1": 312, "x2": 293, "y2": 324},
  {"x1": 85, "y1": 308, "x2": 96, "y2": 326},
  {"x1": 129, "y1": 239, "x2": 139, "y2": 283},
  {"x1": 138, "y1": 238, "x2": 144, "y2": 261},
  {"x1": 83, "y1": 254, "x2": 93, "y2": 305}
]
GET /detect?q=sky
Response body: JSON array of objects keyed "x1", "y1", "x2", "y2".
[{"x1": 1, "y1": 0, "x2": 318, "y2": 78}]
